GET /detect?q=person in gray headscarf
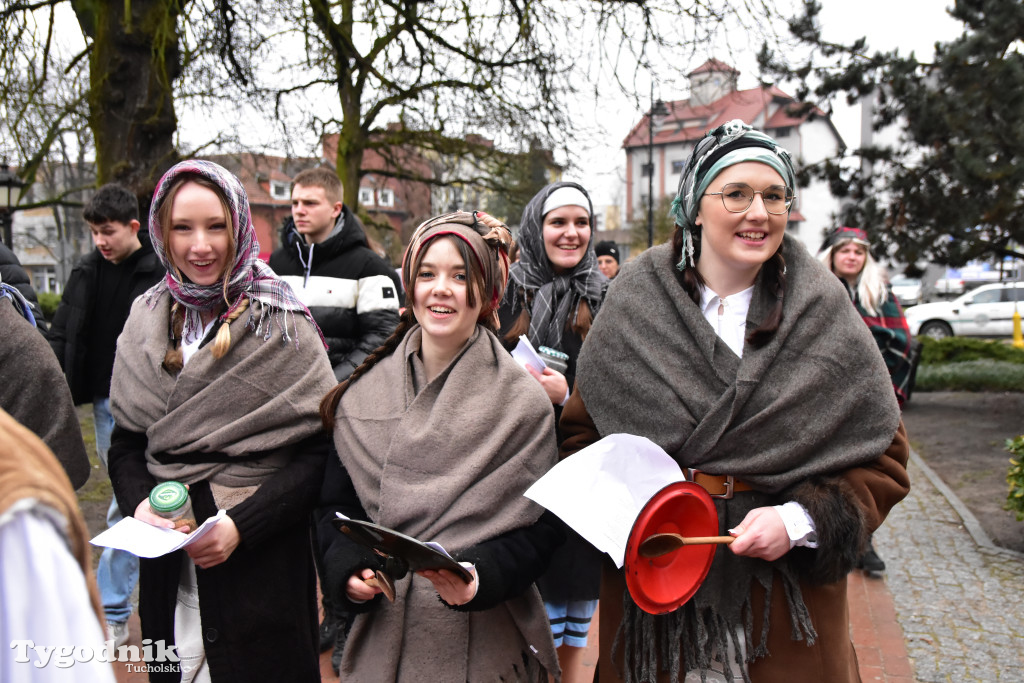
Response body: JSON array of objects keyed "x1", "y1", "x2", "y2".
[
  {"x1": 497, "y1": 182, "x2": 608, "y2": 681},
  {"x1": 561, "y1": 120, "x2": 910, "y2": 683}
]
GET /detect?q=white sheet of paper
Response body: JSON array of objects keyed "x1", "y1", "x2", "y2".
[
  {"x1": 90, "y1": 510, "x2": 226, "y2": 559},
  {"x1": 524, "y1": 433, "x2": 686, "y2": 568},
  {"x1": 511, "y1": 335, "x2": 546, "y2": 373}
]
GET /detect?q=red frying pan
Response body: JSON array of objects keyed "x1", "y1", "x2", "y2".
[{"x1": 623, "y1": 480, "x2": 727, "y2": 615}]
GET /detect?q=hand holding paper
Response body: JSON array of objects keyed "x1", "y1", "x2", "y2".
[
  {"x1": 523, "y1": 434, "x2": 686, "y2": 567},
  {"x1": 90, "y1": 510, "x2": 227, "y2": 559}
]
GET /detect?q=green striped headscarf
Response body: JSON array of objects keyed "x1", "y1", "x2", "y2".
[{"x1": 670, "y1": 120, "x2": 796, "y2": 269}]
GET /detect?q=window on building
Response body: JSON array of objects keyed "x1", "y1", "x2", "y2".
[
  {"x1": 269, "y1": 180, "x2": 289, "y2": 200},
  {"x1": 671, "y1": 160, "x2": 686, "y2": 174},
  {"x1": 640, "y1": 162, "x2": 653, "y2": 177},
  {"x1": 377, "y1": 188, "x2": 395, "y2": 208},
  {"x1": 358, "y1": 187, "x2": 374, "y2": 206}
]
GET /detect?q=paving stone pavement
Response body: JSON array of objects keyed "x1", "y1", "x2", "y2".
[{"x1": 873, "y1": 451, "x2": 1024, "y2": 683}]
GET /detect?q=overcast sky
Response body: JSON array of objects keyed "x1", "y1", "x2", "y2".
[{"x1": 576, "y1": 0, "x2": 965, "y2": 207}]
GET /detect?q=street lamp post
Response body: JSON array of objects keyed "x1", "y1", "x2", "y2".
[
  {"x1": 646, "y1": 98, "x2": 669, "y2": 248},
  {"x1": 0, "y1": 161, "x2": 25, "y2": 249}
]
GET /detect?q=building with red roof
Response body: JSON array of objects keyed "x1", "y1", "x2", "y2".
[{"x1": 624, "y1": 59, "x2": 846, "y2": 252}]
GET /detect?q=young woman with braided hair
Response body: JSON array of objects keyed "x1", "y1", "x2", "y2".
[
  {"x1": 316, "y1": 211, "x2": 564, "y2": 682},
  {"x1": 560, "y1": 121, "x2": 911, "y2": 682},
  {"x1": 107, "y1": 160, "x2": 336, "y2": 682}
]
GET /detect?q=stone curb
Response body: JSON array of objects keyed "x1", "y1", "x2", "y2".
[{"x1": 908, "y1": 447, "x2": 1024, "y2": 562}]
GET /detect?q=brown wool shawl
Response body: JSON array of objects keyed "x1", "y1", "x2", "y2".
[
  {"x1": 110, "y1": 291, "x2": 335, "y2": 509},
  {"x1": 576, "y1": 235, "x2": 900, "y2": 681},
  {"x1": 332, "y1": 325, "x2": 560, "y2": 682}
]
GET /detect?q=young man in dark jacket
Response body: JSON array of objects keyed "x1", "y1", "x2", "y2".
[
  {"x1": 268, "y1": 167, "x2": 401, "y2": 671},
  {"x1": 269, "y1": 167, "x2": 401, "y2": 381},
  {"x1": 47, "y1": 183, "x2": 163, "y2": 646}
]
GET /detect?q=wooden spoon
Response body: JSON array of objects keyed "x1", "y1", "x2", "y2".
[{"x1": 638, "y1": 533, "x2": 734, "y2": 558}]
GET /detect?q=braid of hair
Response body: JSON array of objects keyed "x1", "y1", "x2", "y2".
[
  {"x1": 570, "y1": 298, "x2": 594, "y2": 341},
  {"x1": 746, "y1": 249, "x2": 787, "y2": 349},
  {"x1": 162, "y1": 303, "x2": 186, "y2": 374},
  {"x1": 211, "y1": 298, "x2": 251, "y2": 360},
  {"x1": 320, "y1": 308, "x2": 416, "y2": 431}
]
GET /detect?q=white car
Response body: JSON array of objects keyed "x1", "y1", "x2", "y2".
[
  {"x1": 904, "y1": 282, "x2": 1024, "y2": 339},
  {"x1": 889, "y1": 276, "x2": 923, "y2": 307}
]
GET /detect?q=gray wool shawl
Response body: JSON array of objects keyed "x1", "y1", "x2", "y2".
[
  {"x1": 332, "y1": 325, "x2": 559, "y2": 682},
  {"x1": 110, "y1": 291, "x2": 335, "y2": 509},
  {"x1": 576, "y1": 235, "x2": 900, "y2": 681}
]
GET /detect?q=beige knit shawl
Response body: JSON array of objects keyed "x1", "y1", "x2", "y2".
[
  {"x1": 333, "y1": 325, "x2": 559, "y2": 682},
  {"x1": 110, "y1": 291, "x2": 336, "y2": 509}
]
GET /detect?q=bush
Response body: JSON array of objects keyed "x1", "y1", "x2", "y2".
[
  {"x1": 915, "y1": 359, "x2": 1024, "y2": 392},
  {"x1": 1005, "y1": 436, "x2": 1024, "y2": 521},
  {"x1": 918, "y1": 336, "x2": 1024, "y2": 365},
  {"x1": 36, "y1": 291, "x2": 61, "y2": 319}
]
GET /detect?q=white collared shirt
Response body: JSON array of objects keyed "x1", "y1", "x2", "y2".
[{"x1": 698, "y1": 284, "x2": 817, "y2": 548}]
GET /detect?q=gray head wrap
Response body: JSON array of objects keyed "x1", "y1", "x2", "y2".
[
  {"x1": 507, "y1": 181, "x2": 607, "y2": 351},
  {"x1": 669, "y1": 119, "x2": 797, "y2": 270}
]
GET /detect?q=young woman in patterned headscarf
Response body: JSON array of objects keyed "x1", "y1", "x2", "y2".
[
  {"x1": 317, "y1": 211, "x2": 562, "y2": 682},
  {"x1": 561, "y1": 120, "x2": 911, "y2": 683},
  {"x1": 108, "y1": 160, "x2": 336, "y2": 682}
]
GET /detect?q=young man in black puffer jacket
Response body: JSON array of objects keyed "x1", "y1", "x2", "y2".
[
  {"x1": 268, "y1": 167, "x2": 402, "y2": 672},
  {"x1": 269, "y1": 167, "x2": 402, "y2": 382}
]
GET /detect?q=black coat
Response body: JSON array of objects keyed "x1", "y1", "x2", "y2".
[
  {"x1": 0, "y1": 242, "x2": 40, "y2": 318},
  {"x1": 109, "y1": 428, "x2": 328, "y2": 683},
  {"x1": 47, "y1": 236, "x2": 162, "y2": 404},
  {"x1": 268, "y1": 210, "x2": 402, "y2": 381}
]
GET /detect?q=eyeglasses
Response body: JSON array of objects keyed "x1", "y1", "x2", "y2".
[{"x1": 703, "y1": 183, "x2": 795, "y2": 215}]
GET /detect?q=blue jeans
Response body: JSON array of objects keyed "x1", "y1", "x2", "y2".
[{"x1": 93, "y1": 398, "x2": 139, "y2": 624}]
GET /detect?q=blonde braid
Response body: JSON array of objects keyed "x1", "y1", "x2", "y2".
[{"x1": 210, "y1": 298, "x2": 251, "y2": 360}]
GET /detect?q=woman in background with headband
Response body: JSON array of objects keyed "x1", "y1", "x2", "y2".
[
  {"x1": 561, "y1": 120, "x2": 910, "y2": 682},
  {"x1": 498, "y1": 182, "x2": 608, "y2": 682}
]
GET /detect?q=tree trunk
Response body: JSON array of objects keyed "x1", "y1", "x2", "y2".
[{"x1": 72, "y1": 0, "x2": 186, "y2": 225}]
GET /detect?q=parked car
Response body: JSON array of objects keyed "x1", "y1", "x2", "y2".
[
  {"x1": 904, "y1": 282, "x2": 1024, "y2": 339},
  {"x1": 890, "y1": 275, "x2": 923, "y2": 307},
  {"x1": 933, "y1": 277, "x2": 965, "y2": 296}
]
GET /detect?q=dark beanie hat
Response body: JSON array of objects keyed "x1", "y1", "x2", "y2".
[{"x1": 595, "y1": 240, "x2": 619, "y2": 263}]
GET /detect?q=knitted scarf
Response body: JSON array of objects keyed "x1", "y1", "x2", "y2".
[
  {"x1": 576, "y1": 236, "x2": 901, "y2": 681},
  {"x1": 331, "y1": 325, "x2": 559, "y2": 682},
  {"x1": 111, "y1": 292, "x2": 335, "y2": 509},
  {"x1": 146, "y1": 159, "x2": 322, "y2": 347},
  {"x1": 845, "y1": 282, "x2": 914, "y2": 405},
  {"x1": 507, "y1": 181, "x2": 607, "y2": 350}
]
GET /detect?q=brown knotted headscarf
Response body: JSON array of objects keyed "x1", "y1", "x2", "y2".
[{"x1": 401, "y1": 211, "x2": 513, "y2": 328}]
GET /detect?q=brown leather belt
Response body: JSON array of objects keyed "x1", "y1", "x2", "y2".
[{"x1": 689, "y1": 469, "x2": 754, "y2": 499}]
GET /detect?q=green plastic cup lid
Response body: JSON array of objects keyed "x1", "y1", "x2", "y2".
[{"x1": 149, "y1": 481, "x2": 188, "y2": 513}]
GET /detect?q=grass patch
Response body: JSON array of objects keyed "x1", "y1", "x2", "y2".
[{"x1": 75, "y1": 405, "x2": 113, "y2": 504}]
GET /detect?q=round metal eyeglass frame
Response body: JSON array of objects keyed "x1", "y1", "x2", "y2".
[{"x1": 703, "y1": 183, "x2": 795, "y2": 215}]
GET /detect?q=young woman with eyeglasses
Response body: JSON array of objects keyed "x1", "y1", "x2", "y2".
[{"x1": 559, "y1": 120, "x2": 910, "y2": 682}]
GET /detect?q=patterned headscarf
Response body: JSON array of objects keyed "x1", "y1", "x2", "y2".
[
  {"x1": 508, "y1": 181, "x2": 607, "y2": 350},
  {"x1": 402, "y1": 211, "x2": 513, "y2": 328},
  {"x1": 147, "y1": 159, "x2": 321, "y2": 345},
  {"x1": 670, "y1": 119, "x2": 797, "y2": 270}
]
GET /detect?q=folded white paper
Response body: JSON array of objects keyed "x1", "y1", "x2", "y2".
[
  {"x1": 511, "y1": 335, "x2": 546, "y2": 373},
  {"x1": 524, "y1": 434, "x2": 685, "y2": 568},
  {"x1": 90, "y1": 510, "x2": 227, "y2": 559}
]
